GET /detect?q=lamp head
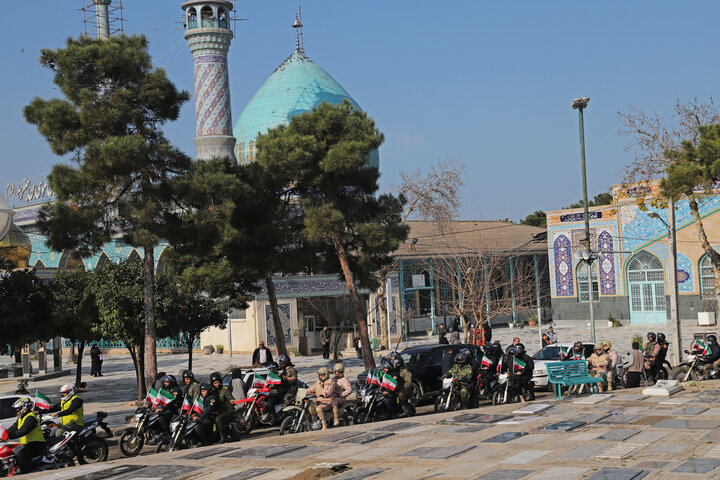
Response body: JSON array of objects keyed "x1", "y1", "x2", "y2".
[
  {"x1": 647, "y1": 212, "x2": 660, "y2": 219},
  {"x1": 572, "y1": 97, "x2": 590, "y2": 110}
]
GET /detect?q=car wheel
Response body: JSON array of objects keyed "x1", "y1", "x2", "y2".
[{"x1": 408, "y1": 382, "x2": 422, "y2": 407}]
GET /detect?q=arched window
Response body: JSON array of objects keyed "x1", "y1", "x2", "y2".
[
  {"x1": 34, "y1": 260, "x2": 46, "y2": 268},
  {"x1": 200, "y1": 6, "x2": 215, "y2": 27},
  {"x1": 701, "y1": 255, "x2": 716, "y2": 300},
  {"x1": 187, "y1": 7, "x2": 197, "y2": 29},
  {"x1": 577, "y1": 262, "x2": 599, "y2": 303},
  {"x1": 156, "y1": 248, "x2": 170, "y2": 274},
  {"x1": 96, "y1": 253, "x2": 111, "y2": 270},
  {"x1": 218, "y1": 8, "x2": 228, "y2": 28},
  {"x1": 127, "y1": 250, "x2": 142, "y2": 264},
  {"x1": 59, "y1": 249, "x2": 83, "y2": 269}
]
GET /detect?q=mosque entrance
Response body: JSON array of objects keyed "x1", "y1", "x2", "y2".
[{"x1": 627, "y1": 251, "x2": 667, "y2": 325}]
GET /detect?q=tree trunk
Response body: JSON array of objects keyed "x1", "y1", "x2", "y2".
[
  {"x1": 69, "y1": 342, "x2": 76, "y2": 365},
  {"x1": 265, "y1": 276, "x2": 288, "y2": 357},
  {"x1": 377, "y1": 273, "x2": 389, "y2": 349},
  {"x1": 688, "y1": 194, "x2": 720, "y2": 308},
  {"x1": 142, "y1": 246, "x2": 157, "y2": 394},
  {"x1": 128, "y1": 345, "x2": 145, "y2": 401},
  {"x1": 75, "y1": 340, "x2": 85, "y2": 387},
  {"x1": 186, "y1": 333, "x2": 193, "y2": 371},
  {"x1": 333, "y1": 233, "x2": 376, "y2": 369}
]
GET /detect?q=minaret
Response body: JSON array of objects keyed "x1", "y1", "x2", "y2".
[
  {"x1": 94, "y1": 0, "x2": 112, "y2": 39},
  {"x1": 182, "y1": 1, "x2": 236, "y2": 162}
]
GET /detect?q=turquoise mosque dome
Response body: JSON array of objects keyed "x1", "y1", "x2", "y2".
[{"x1": 233, "y1": 51, "x2": 379, "y2": 168}]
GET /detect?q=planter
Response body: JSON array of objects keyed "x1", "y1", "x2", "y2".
[
  {"x1": 508, "y1": 323, "x2": 515, "y2": 329},
  {"x1": 608, "y1": 321, "x2": 614, "y2": 328},
  {"x1": 528, "y1": 321, "x2": 537, "y2": 327},
  {"x1": 699, "y1": 312, "x2": 716, "y2": 326},
  {"x1": 216, "y1": 347, "x2": 224, "y2": 354},
  {"x1": 203, "y1": 346, "x2": 214, "y2": 355}
]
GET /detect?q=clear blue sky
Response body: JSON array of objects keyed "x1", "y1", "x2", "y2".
[{"x1": 1, "y1": 1, "x2": 718, "y2": 221}]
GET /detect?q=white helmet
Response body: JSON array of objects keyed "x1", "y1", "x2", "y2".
[{"x1": 60, "y1": 384, "x2": 76, "y2": 397}]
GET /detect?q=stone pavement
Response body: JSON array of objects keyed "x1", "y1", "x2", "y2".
[{"x1": 21, "y1": 380, "x2": 720, "y2": 479}]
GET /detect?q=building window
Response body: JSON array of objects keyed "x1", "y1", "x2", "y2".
[
  {"x1": 701, "y1": 255, "x2": 716, "y2": 300},
  {"x1": 229, "y1": 308, "x2": 246, "y2": 322},
  {"x1": 577, "y1": 263, "x2": 599, "y2": 302}
]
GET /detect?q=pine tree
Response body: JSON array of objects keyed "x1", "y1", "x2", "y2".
[{"x1": 25, "y1": 35, "x2": 191, "y2": 389}]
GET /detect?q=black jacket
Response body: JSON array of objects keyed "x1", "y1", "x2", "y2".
[
  {"x1": 251, "y1": 348, "x2": 273, "y2": 365},
  {"x1": 6, "y1": 413, "x2": 41, "y2": 440}
]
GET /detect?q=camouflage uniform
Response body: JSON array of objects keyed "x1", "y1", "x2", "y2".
[
  {"x1": 587, "y1": 352, "x2": 609, "y2": 392},
  {"x1": 214, "y1": 385, "x2": 236, "y2": 440},
  {"x1": 643, "y1": 341, "x2": 660, "y2": 370},
  {"x1": 281, "y1": 365, "x2": 298, "y2": 407},
  {"x1": 445, "y1": 363, "x2": 474, "y2": 405},
  {"x1": 307, "y1": 377, "x2": 340, "y2": 427}
]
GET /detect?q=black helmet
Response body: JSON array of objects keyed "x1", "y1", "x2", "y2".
[
  {"x1": 209, "y1": 371, "x2": 222, "y2": 384},
  {"x1": 454, "y1": 352, "x2": 467, "y2": 365},
  {"x1": 708, "y1": 335, "x2": 717, "y2": 344},
  {"x1": 380, "y1": 358, "x2": 392, "y2": 371},
  {"x1": 657, "y1": 333, "x2": 666, "y2": 344},
  {"x1": 267, "y1": 362, "x2": 280, "y2": 374},
  {"x1": 647, "y1": 332, "x2": 656, "y2": 342},
  {"x1": 199, "y1": 382, "x2": 211, "y2": 392},
  {"x1": 278, "y1": 354, "x2": 293, "y2": 368},
  {"x1": 182, "y1": 370, "x2": 195, "y2": 381},
  {"x1": 515, "y1": 343, "x2": 525, "y2": 355},
  {"x1": 389, "y1": 351, "x2": 405, "y2": 368},
  {"x1": 459, "y1": 347, "x2": 472, "y2": 358},
  {"x1": 506, "y1": 346, "x2": 518, "y2": 356},
  {"x1": 573, "y1": 341, "x2": 583, "y2": 352},
  {"x1": 160, "y1": 374, "x2": 174, "y2": 386}
]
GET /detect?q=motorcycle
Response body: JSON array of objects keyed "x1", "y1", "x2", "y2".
[
  {"x1": 40, "y1": 411, "x2": 111, "y2": 464},
  {"x1": 434, "y1": 377, "x2": 465, "y2": 413},
  {"x1": 279, "y1": 394, "x2": 350, "y2": 435},
  {"x1": 353, "y1": 386, "x2": 415, "y2": 424},
  {"x1": 155, "y1": 413, "x2": 205, "y2": 453},
  {"x1": 119, "y1": 406, "x2": 168, "y2": 456},
  {"x1": 491, "y1": 373, "x2": 531, "y2": 405},
  {"x1": 476, "y1": 370, "x2": 497, "y2": 402},
  {"x1": 673, "y1": 350, "x2": 708, "y2": 382},
  {"x1": 234, "y1": 386, "x2": 288, "y2": 432},
  {"x1": 1, "y1": 431, "x2": 78, "y2": 476}
]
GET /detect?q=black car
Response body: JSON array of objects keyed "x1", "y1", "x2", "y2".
[{"x1": 356, "y1": 344, "x2": 484, "y2": 405}]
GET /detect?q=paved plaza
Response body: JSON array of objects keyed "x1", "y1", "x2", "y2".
[{"x1": 19, "y1": 380, "x2": 720, "y2": 480}]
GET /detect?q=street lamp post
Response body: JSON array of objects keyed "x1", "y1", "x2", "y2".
[
  {"x1": 648, "y1": 207, "x2": 682, "y2": 364},
  {"x1": 572, "y1": 97, "x2": 595, "y2": 344}
]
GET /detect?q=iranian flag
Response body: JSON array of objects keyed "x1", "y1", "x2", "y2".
[
  {"x1": 145, "y1": 387, "x2": 158, "y2": 407},
  {"x1": 481, "y1": 354, "x2": 492, "y2": 368},
  {"x1": 155, "y1": 389, "x2": 175, "y2": 407},
  {"x1": 253, "y1": 375, "x2": 266, "y2": 388},
  {"x1": 0, "y1": 424, "x2": 8, "y2": 441},
  {"x1": 513, "y1": 357, "x2": 527, "y2": 372},
  {"x1": 265, "y1": 371, "x2": 282, "y2": 386},
  {"x1": 191, "y1": 396, "x2": 205, "y2": 415},
  {"x1": 34, "y1": 391, "x2": 51, "y2": 410},
  {"x1": 181, "y1": 394, "x2": 192, "y2": 414},
  {"x1": 371, "y1": 370, "x2": 382, "y2": 386},
  {"x1": 692, "y1": 339, "x2": 705, "y2": 353},
  {"x1": 560, "y1": 346, "x2": 569, "y2": 359},
  {"x1": 381, "y1": 373, "x2": 398, "y2": 391}
]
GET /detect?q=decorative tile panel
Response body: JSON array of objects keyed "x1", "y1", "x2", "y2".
[
  {"x1": 598, "y1": 230, "x2": 616, "y2": 295},
  {"x1": 266, "y1": 303, "x2": 292, "y2": 346},
  {"x1": 676, "y1": 252, "x2": 694, "y2": 293},
  {"x1": 554, "y1": 234, "x2": 574, "y2": 296}
]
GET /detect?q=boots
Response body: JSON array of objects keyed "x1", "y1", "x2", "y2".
[
  {"x1": 332, "y1": 404, "x2": 341, "y2": 426},
  {"x1": 320, "y1": 415, "x2": 328, "y2": 430}
]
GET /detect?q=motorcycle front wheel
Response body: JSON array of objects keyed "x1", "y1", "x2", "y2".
[
  {"x1": 119, "y1": 429, "x2": 145, "y2": 456},
  {"x1": 81, "y1": 436, "x2": 108, "y2": 463},
  {"x1": 353, "y1": 407, "x2": 367, "y2": 425},
  {"x1": 491, "y1": 391, "x2": 504, "y2": 406},
  {"x1": 279, "y1": 415, "x2": 304, "y2": 435}
]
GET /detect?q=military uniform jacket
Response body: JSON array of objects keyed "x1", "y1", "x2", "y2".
[
  {"x1": 198, "y1": 393, "x2": 220, "y2": 420},
  {"x1": 446, "y1": 364, "x2": 474, "y2": 385},
  {"x1": 283, "y1": 366, "x2": 298, "y2": 391},
  {"x1": 216, "y1": 386, "x2": 235, "y2": 412}
]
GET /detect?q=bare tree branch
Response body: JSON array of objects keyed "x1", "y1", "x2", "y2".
[{"x1": 398, "y1": 156, "x2": 465, "y2": 223}]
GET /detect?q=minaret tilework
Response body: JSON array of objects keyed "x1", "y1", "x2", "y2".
[{"x1": 182, "y1": 1, "x2": 236, "y2": 162}]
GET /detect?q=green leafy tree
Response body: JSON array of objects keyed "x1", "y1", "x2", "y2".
[
  {"x1": 662, "y1": 124, "x2": 720, "y2": 305},
  {"x1": 564, "y1": 192, "x2": 613, "y2": 209},
  {"x1": 521, "y1": 210, "x2": 547, "y2": 228},
  {"x1": 92, "y1": 261, "x2": 176, "y2": 399},
  {"x1": 50, "y1": 268, "x2": 101, "y2": 387},
  {"x1": 256, "y1": 100, "x2": 409, "y2": 369},
  {"x1": 0, "y1": 261, "x2": 52, "y2": 350},
  {"x1": 25, "y1": 35, "x2": 191, "y2": 388}
]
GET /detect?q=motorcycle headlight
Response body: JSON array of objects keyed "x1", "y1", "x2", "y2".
[
  {"x1": 134, "y1": 413, "x2": 143, "y2": 423},
  {"x1": 170, "y1": 420, "x2": 180, "y2": 432},
  {"x1": 363, "y1": 394, "x2": 373, "y2": 402}
]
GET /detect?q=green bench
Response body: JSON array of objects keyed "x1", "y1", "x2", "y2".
[{"x1": 547, "y1": 360, "x2": 604, "y2": 400}]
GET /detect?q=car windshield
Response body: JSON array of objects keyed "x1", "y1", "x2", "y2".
[
  {"x1": 401, "y1": 351, "x2": 428, "y2": 367},
  {"x1": 533, "y1": 346, "x2": 562, "y2": 360}
]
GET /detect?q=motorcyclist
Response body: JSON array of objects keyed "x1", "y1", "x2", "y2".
[
  {"x1": 5, "y1": 398, "x2": 45, "y2": 473},
  {"x1": 181, "y1": 370, "x2": 200, "y2": 402},
  {"x1": 478, "y1": 343, "x2": 500, "y2": 397},
  {"x1": 210, "y1": 371, "x2": 235, "y2": 443},
  {"x1": 333, "y1": 363, "x2": 353, "y2": 408},
  {"x1": 278, "y1": 354, "x2": 298, "y2": 407},
  {"x1": 390, "y1": 352, "x2": 413, "y2": 415},
  {"x1": 379, "y1": 357, "x2": 403, "y2": 417},
  {"x1": 564, "y1": 341, "x2": 585, "y2": 361},
  {"x1": 48, "y1": 384, "x2": 84, "y2": 437},
  {"x1": 444, "y1": 352, "x2": 474, "y2": 408},
  {"x1": 701, "y1": 334, "x2": 720, "y2": 379},
  {"x1": 643, "y1": 332, "x2": 661, "y2": 372},
  {"x1": 587, "y1": 344, "x2": 610, "y2": 392},
  {"x1": 601, "y1": 340, "x2": 619, "y2": 390},
  {"x1": 263, "y1": 362, "x2": 284, "y2": 423},
  {"x1": 192, "y1": 383, "x2": 220, "y2": 445},
  {"x1": 514, "y1": 343, "x2": 535, "y2": 400},
  {"x1": 155, "y1": 375, "x2": 182, "y2": 433},
  {"x1": 306, "y1": 367, "x2": 339, "y2": 429}
]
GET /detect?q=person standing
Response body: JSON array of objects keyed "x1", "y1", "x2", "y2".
[
  {"x1": 626, "y1": 342, "x2": 643, "y2": 388},
  {"x1": 251, "y1": 341, "x2": 273, "y2": 366},
  {"x1": 546, "y1": 326, "x2": 557, "y2": 344},
  {"x1": 321, "y1": 326, "x2": 331, "y2": 360},
  {"x1": 449, "y1": 317, "x2": 461, "y2": 345},
  {"x1": 230, "y1": 368, "x2": 246, "y2": 402},
  {"x1": 90, "y1": 344, "x2": 103, "y2": 377}
]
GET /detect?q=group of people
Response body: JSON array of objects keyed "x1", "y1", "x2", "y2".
[{"x1": 4, "y1": 383, "x2": 86, "y2": 472}]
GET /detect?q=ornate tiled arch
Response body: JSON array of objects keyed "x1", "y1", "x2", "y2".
[
  {"x1": 676, "y1": 252, "x2": 694, "y2": 293},
  {"x1": 554, "y1": 234, "x2": 574, "y2": 296}
]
